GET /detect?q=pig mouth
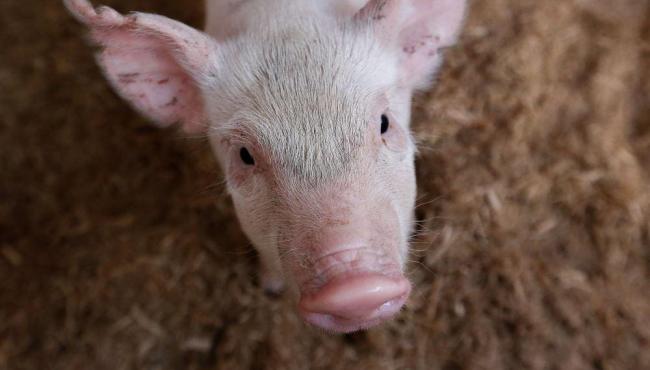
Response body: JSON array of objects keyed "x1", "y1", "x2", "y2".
[{"x1": 299, "y1": 282, "x2": 410, "y2": 333}]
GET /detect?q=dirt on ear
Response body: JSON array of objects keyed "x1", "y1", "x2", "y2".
[{"x1": 1, "y1": 0, "x2": 649, "y2": 369}]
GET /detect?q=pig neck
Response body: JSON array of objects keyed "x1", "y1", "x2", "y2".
[{"x1": 205, "y1": 0, "x2": 327, "y2": 41}]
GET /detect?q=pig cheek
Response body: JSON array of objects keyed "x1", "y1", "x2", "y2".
[
  {"x1": 402, "y1": 166, "x2": 417, "y2": 258},
  {"x1": 226, "y1": 154, "x2": 258, "y2": 190},
  {"x1": 382, "y1": 123, "x2": 410, "y2": 155},
  {"x1": 230, "y1": 180, "x2": 276, "y2": 250},
  {"x1": 227, "y1": 168, "x2": 250, "y2": 189},
  {"x1": 378, "y1": 149, "x2": 416, "y2": 263},
  {"x1": 395, "y1": 158, "x2": 417, "y2": 261},
  {"x1": 232, "y1": 193, "x2": 265, "y2": 241}
]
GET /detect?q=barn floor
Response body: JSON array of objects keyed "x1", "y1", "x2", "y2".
[{"x1": 1, "y1": 1, "x2": 649, "y2": 369}]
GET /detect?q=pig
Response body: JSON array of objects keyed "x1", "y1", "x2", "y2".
[{"x1": 64, "y1": 0, "x2": 467, "y2": 333}]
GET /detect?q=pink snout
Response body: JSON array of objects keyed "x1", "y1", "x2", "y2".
[{"x1": 299, "y1": 274, "x2": 411, "y2": 333}]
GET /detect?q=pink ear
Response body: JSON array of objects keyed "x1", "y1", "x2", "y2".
[
  {"x1": 64, "y1": 0, "x2": 217, "y2": 133},
  {"x1": 356, "y1": 0, "x2": 468, "y2": 89}
]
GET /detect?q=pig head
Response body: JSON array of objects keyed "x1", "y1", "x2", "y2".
[{"x1": 64, "y1": 0, "x2": 467, "y2": 333}]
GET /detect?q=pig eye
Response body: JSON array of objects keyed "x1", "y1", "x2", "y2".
[
  {"x1": 380, "y1": 114, "x2": 390, "y2": 134},
  {"x1": 239, "y1": 147, "x2": 255, "y2": 166}
]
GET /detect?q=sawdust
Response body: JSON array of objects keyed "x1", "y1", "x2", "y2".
[{"x1": 1, "y1": 0, "x2": 649, "y2": 369}]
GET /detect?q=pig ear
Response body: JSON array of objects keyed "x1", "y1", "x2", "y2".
[
  {"x1": 355, "y1": 0, "x2": 467, "y2": 89},
  {"x1": 64, "y1": 0, "x2": 217, "y2": 133}
]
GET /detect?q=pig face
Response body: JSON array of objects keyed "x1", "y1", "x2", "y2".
[
  {"x1": 206, "y1": 22, "x2": 418, "y2": 331},
  {"x1": 65, "y1": 0, "x2": 467, "y2": 333}
]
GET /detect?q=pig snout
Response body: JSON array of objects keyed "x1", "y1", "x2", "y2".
[
  {"x1": 288, "y1": 221, "x2": 410, "y2": 333},
  {"x1": 299, "y1": 273, "x2": 411, "y2": 333}
]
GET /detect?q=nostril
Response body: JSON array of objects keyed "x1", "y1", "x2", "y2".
[{"x1": 299, "y1": 274, "x2": 411, "y2": 321}]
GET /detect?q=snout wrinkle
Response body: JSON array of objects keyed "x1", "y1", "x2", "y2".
[{"x1": 297, "y1": 247, "x2": 400, "y2": 294}]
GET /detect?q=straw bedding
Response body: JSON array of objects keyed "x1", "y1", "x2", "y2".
[{"x1": 1, "y1": 0, "x2": 649, "y2": 369}]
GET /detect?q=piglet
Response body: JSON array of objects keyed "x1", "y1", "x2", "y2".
[{"x1": 64, "y1": 0, "x2": 467, "y2": 333}]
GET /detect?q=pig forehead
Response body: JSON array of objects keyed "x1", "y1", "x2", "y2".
[
  {"x1": 247, "y1": 86, "x2": 368, "y2": 183},
  {"x1": 228, "y1": 25, "x2": 395, "y2": 183}
]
